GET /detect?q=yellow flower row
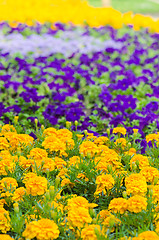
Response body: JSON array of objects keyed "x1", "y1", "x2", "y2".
[{"x1": 0, "y1": 0, "x2": 158, "y2": 32}]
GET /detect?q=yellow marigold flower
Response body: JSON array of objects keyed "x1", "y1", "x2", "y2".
[
  {"x1": 86, "y1": 133, "x2": 97, "y2": 141},
  {"x1": 0, "y1": 177, "x2": 18, "y2": 192},
  {"x1": 125, "y1": 173, "x2": 147, "y2": 196},
  {"x1": 81, "y1": 224, "x2": 103, "y2": 240},
  {"x1": 41, "y1": 157, "x2": 55, "y2": 172},
  {"x1": 136, "y1": 231, "x2": 159, "y2": 239},
  {"x1": 12, "y1": 187, "x2": 26, "y2": 202},
  {"x1": 113, "y1": 127, "x2": 126, "y2": 135},
  {"x1": 49, "y1": 201, "x2": 64, "y2": 213},
  {"x1": 42, "y1": 136, "x2": 67, "y2": 156},
  {"x1": 115, "y1": 138, "x2": 127, "y2": 148},
  {"x1": 28, "y1": 148, "x2": 48, "y2": 161},
  {"x1": 67, "y1": 196, "x2": 97, "y2": 210},
  {"x1": 102, "y1": 214, "x2": 121, "y2": 229},
  {"x1": 66, "y1": 138, "x2": 75, "y2": 150},
  {"x1": 0, "y1": 208, "x2": 11, "y2": 233},
  {"x1": 0, "y1": 234, "x2": 14, "y2": 240},
  {"x1": 130, "y1": 154, "x2": 149, "y2": 170},
  {"x1": 98, "y1": 210, "x2": 111, "y2": 222},
  {"x1": 1, "y1": 124, "x2": 16, "y2": 135},
  {"x1": 54, "y1": 156, "x2": 66, "y2": 169},
  {"x1": 68, "y1": 156, "x2": 81, "y2": 167},
  {"x1": 43, "y1": 127, "x2": 57, "y2": 138},
  {"x1": 6, "y1": 133, "x2": 34, "y2": 151},
  {"x1": 67, "y1": 206, "x2": 92, "y2": 228},
  {"x1": 95, "y1": 173, "x2": 115, "y2": 196},
  {"x1": 57, "y1": 128, "x2": 73, "y2": 140},
  {"x1": 18, "y1": 156, "x2": 32, "y2": 170},
  {"x1": 22, "y1": 218, "x2": 60, "y2": 240},
  {"x1": 77, "y1": 173, "x2": 89, "y2": 182},
  {"x1": 25, "y1": 176, "x2": 48, "y2": 196},
  {"x1": 140, "y1": 167, "x2": 159, "y2": 183},
  {"x1": 108, "y1": 198, "x2": 128, "y2": 214},
  {"x1": 146, "y1": 133, "x2": 159, "y2": 143},
  {"x1": 22, "y1": 172, "x2": 38, "y2": 184},
  {"x1": 152, "y1": 185, "x2": 159, "y2": 203},
  {"x1": 94, "y1": 136, "x2": 109, "y2": 145},
  {"x1": 127, "y1": 195, "x2": 147, "y2": 213},
  {"x1": 0, "y1": 137, "x2": 9, "y2": 150},
  {"x1": 124, "y1": 147, "x2": 136, "y2": 156},
  {"x1": 61, "y1": 178, "x2": 74, "y2": 188},
  {"x1": 0, "y1": 156, "x2": 15, "y2": 175},
  {"x1": 79, "y1": 141, "x2": 99, "y2": 157}
]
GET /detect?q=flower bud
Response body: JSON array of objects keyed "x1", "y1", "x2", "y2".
[
  {"x1": 74, "y1": 121, "x2": 78, "y2": 126},
  {"x1": 14, "y1": 116, "x2": 19, "y2": 125},
  {"x1": 109, "y1": 216, "x2": 115, "y2": 228},
  {"x1": 122, "y1": 191, "x2": 127, "y2": 199},
  {"x1": 107, "y1": 128, "x2": 110, "y2": 136},
  {"x1": 41, "y1": 125, "x2": 45, "y2": 131},
  {"x1": 84, "y1": 130, "x2": 88, "y2": 137},
  {"x1": 55, "y1": 177, "x2": 60, "y2": 189},
  {"x1": 66, "y1": 121, "x2": 71, "y2": 129},
  {"x1": 132, "y1": 162, "x2": 137, "y2": 171},
  {"x1": 51, "y1": 210, "x2": 57, "y2": 221},
  {"x1": 13, "y1": 202, "x2": 19, "y2": 213},
  {"x1": 45, "y1": 190, "x2": 50, "y2": 201},
  {"x1": 49, "y1": 186, "x2": 55, "y2": 199},
  {"x1": 154, "y1": 177, "x2": 159, "y2": 185}
]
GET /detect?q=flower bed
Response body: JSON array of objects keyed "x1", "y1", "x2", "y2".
[{"x1": 1, "y1": 123, "x2": 159, "y2": 239}]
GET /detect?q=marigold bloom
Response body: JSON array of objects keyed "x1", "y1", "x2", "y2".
[
  {"x1": 0, "y1": 177, "x2": 18, "y2": 192},
  {"x1": 0, "y1": 208, "x2": 11, "y2": 233},
  {"x1": 43, "y1": 127, "x2": 57, "y2": 138},
  {"x1": 67, "y1": 196, "x2": 97, "y2": 210},
  {"x1": 22, "y1": 218, "x2": 60, "y2": 239},
  {"x1": 12, "y1": 187, "x2": 26, "y2": 202},
  {"x1": 140, "y1": 167, "x2": 159, "y2": 183},
  {"x1": 0, "y1": 156, "x2": 15, "y2": 175},
  {"x1": 0, "y1": 235, "x2": 14, "y2": 240},
  {"x1": 67, "y1": 206, "x2": 92, "y2": 228},
  {"x1": 94, "y1": 136, "x2": 109, "y2": 145},
  {"x1": 125, "y1": 173, "x2": 147, "y2": 196},
  {"x1": 95, "y1": 173, "x2": 115, "y2": 196},
  {"x1": 113, "y1": 127, "x2": 126, "y2": 135},
  {"x1": 146, "y1": 133, "x2": 159, "y2": 143},
  {"x1": 130, "y1": 154, "x2": 149, "y2": 170},
  {"x1": 42, "y1": 136, "x2": 67, "y2": 156},
  {"x1": 124, "y1": 148, "x2": 136, "y2": 156},
  {"x1": 25, "y1": 176, "x2": 48, "y2": 196},
  {"x1": 115, "y1": 138, "x2": 127, "y2": 148},
  {"x1": 28, "y1": 148, "x2": 48, "y2": 161},
  {"x1": 0, "y1": 124, "x2": 16, "y2": 135},
  {"x1": 68, "y1": 156, "x2": 81, "y2": 167},
  {"x1": 135, "y1": 231, "x2": 159, "y2": 239},
  {"x1": 41, "y1": 157, "x2": 55, "y2": 172},
  {"x1": 108, "y1": 198, "x2": 128, "y2": 214},
  {"x1": 6, "y1": 133, "x2": 34, "y2": 151},
  {"x1": 54, "y1": 156, "x2": 66, "y2": 169},
  {"x1": 57, "y1": 128, "x2": 73, "y2": 140},
  {"x1": 127, "y1": 195, "x2": 147, "y2": 213},
  {"x1": 79, "y1": 141, "x2": 99, "y2": 157},
  {"x1": 81, "y1": 224, "x2": 103, "y2": 240},
  {"x1": 22, "y1": 172, "x2": 38, "y2": 184}
]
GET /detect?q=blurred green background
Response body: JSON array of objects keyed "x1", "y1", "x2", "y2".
[{"x1": 88, "y1": 0, "x2": 159, "y2": 14}]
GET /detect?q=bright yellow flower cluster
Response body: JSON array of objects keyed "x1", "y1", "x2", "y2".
[{"x1": 0, "y1": 0, "x2": 158, "y2": 32}]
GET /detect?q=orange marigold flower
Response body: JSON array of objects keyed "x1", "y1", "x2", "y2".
[
  {"x1": 12, "y1": 187, "x2": 26, "y2": 202},
  {"x1": 94, "y1": 136, "x2": 109, "y2": 145},
  {"x1": 0, "y1": 124, "x2": 17, "y2": 135},
  {"x1": 140, "y1": 167, "x2": 159, "y2": 183},
  {"x1": 22, "y1": 218, "x2": 60, "y2": 240},
  {"x1": 0, "y1": 137, "x2": 9, "y2": 150},
  {"x1": 115, "y1": 138, "x2": 127, "y2": 148},
  {"x1": 68, "y1": 156, "x2": 81, "y2": 167},
  {"x1": 108, "y1": 198, "x2": 128, "y2": 214},
  {"x1": 54, "y1": 156, "x2": 66, "y2": 169},
  {"x1": 28, "y1": 148, "x2": 48, "y2": 161},
  {"x1": 95, "y1": 173, "x2": 115, "y2": 196},
  {"x1": 25, "y1": 176, "x2": 48, "y2": 196},
  {"x1": 67, "y1": 206, "x2": 92, "y2": 228},
  {"x1": 113, "y1": 127, "x2": 126, "y2": 135},
  {"x1": 67, "y1": 196, "x2": 97, "y2": 210},
  {"x1": 79, "y1": 141, "x2": 99, "y2": 157},
  {"x1": 0, "y1": 177, "x2": 18, "y2": 192},
  {"x1": 125, "y1": 173, "x2": 147, "y2": 196},
  {"x1": 124, "y1": 147, "x2": 136, "y2": 156},
  {"x1": 6, "y1": 133, "x2": 34, "y2": 151},
  {"x1": 22, "y1": 172, "x2": 38, "y2": 184},
  {"x1": 81, "y1": 224, "x2": 104, "y2": 240},
  {"x1": 0, "y1": 234, "x2": 14, "y2": 240},
  {"x1": 43, "y1": 127, "x2": 57, "y2": 138},
  {"x1": 0, "y1": 208, "x2": 11, "y2": 233},
  {"x1": 146, "y1": 133, "x2": 159, "y2": 143},
  {"x1": 127, "y1": 195, "x2": 147, "y2": 213},
  {"x1": 57, "y1": 128, "x2": 73, "y2": 140},
  {"x1": 0, "y1": 156, "x2": 15, "y2": 175},
  {"x1": 41, "y1": 157, "x2": 55, "y2": 172},
  {"x1": 130, "y1": 154, "x2": 149, "y2": 170},
  {"x1": 61, "y1": 178, "x2": 74, "y2": 188},
  {"x1": 42, "y1": 136, "x2": 67, "y2": 156},
  {"x1": 136, "y1": 231, "x2": 159, "y2": 239}
]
